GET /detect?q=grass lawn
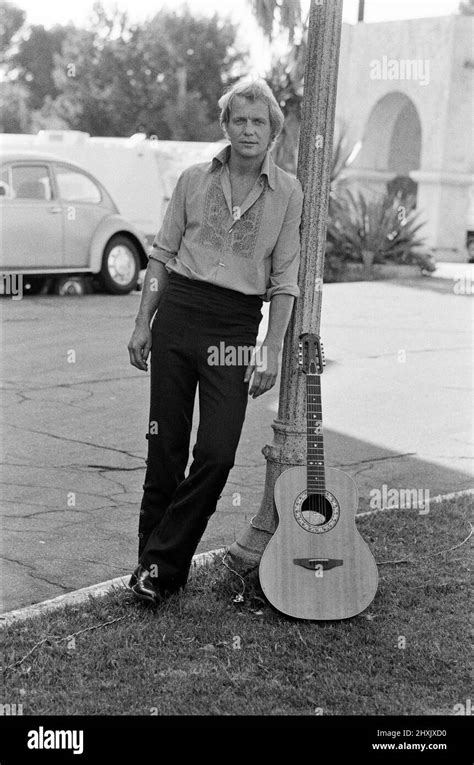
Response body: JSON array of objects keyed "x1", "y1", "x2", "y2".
[{"x1": 1, "y1": 496, "x2": 471, "y2": 716}]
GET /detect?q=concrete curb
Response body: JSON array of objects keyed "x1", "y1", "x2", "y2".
[
  {"x1": 1, "y1": 489, "x2": 471, "y2": 628},
  {"x1": 0, "y1": 547, "x2": 227, "y2": 628}
]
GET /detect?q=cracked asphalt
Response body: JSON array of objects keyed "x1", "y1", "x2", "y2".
[{"x1": 0, "y1": 271, "x2": 472, "y2": 613}]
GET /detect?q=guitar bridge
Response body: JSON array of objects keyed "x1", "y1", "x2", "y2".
[{"x1": 293, "y1": 558, "x2": 343, "y2": 571}]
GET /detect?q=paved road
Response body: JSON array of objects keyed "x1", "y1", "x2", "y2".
[{"x1": 1, "y1": 270, "x2": 472, "y2": 613}]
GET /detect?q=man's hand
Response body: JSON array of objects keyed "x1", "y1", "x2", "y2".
[
  {"x1": 244, "y1": 344, "x2": 279, "y2": 398},
  {"x1": 128, "y1": 321, "x2": 152, "y2": 371},
  {"x1": 127, "y1": 259, "x2": 168, "y2": 371},
  {"x1": 245, "y1": 294, "x2": 294, "y2": 397}
]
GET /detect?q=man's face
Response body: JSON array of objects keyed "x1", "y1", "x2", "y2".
[{"x1": 226, "y1": 96, "x2": 272, "y2": 161}]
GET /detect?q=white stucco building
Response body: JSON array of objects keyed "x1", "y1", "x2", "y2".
[{"x1": 335, "y1": 15, "x2": 473, "y2": 262}]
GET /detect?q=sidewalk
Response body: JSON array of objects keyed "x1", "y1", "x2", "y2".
[{"x1": 1, "y1": 267, "x2": 472, "y2": 615}]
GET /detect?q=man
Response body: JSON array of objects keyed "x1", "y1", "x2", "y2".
[{"x1": 127, "y1": 77, "x2": 303, "y2": 602}]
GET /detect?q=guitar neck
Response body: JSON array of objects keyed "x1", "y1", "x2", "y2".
[{"x1": 307, "y1": 373, "x2": 326, "y2": 494}]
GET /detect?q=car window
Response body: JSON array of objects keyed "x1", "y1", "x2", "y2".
[
  {"x1": 11, "y1": 165, "x2": 52, "y2": 200},
  {"x1": 55, "y1": 167, "x2": 102, "y2": 204}
]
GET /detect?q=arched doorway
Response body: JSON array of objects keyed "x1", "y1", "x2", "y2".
[
  {"x1": 355, "y1": 91, "x2": 422, "y2": 204},
  {"x1": 357, "y1": 92, "x2": 422, "y2": 171}
]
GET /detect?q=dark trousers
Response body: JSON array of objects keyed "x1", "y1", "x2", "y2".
[{"x1": 138, "y1": 272, "x2": 262, "y2": 591}]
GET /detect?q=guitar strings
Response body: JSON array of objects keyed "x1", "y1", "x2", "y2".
[
  {"x1": 307, "y1": 372, "x2": 326, "y2": 523},
  {"x1": 306, "y1": 371, "x2": 326, "y2": 568}
]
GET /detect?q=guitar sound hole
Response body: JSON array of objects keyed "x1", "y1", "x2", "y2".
[{"x1": 301, "y1": 494, "x2": 333, "y2": 526}]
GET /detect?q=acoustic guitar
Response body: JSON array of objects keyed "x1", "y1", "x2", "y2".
[{"x1": 259, "y1": 333, "x2": 378, "y2": 620}]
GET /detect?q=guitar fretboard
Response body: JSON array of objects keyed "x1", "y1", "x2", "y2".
[{"x1": 307, "y1": 374, "x2": 326, "y2": 494}]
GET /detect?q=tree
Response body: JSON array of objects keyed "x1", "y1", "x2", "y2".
[
  {"x1": 0, "y1": 0, "x2": 244, "y2": 139},
  {"x1": 9, "y1": 24, "x2": 68, "y2": 109},
  {"x1": 127, "y1": 8, "x2": 243, "y2": 139},
  {"x1": 0, "y1": 81, "x2": 30, "y2": 131},
  {"x1": 249, "y1": 0, "x2": 303, "y2": 42},
  {"x1": 49, "y1": 20, "x2": 143, "y2": 136},
  {"x1": 458, "y1": 0, "x2": 474, "y2": 14},
  {"x1": 249, "y1": 0, "x2": 358, "y2": 182},
  {"x1": 48, "y1": 4, "x2": 244, "y2": 138},
  {"x1": 161, "y1": 94, "x2": 223, "y2": 141},
  {"x1": 0, "y1": 0, "x2": 25, "y2": 55},
  {"x1": 249, "y1": 0, "x2": 307, "y2": 172}
]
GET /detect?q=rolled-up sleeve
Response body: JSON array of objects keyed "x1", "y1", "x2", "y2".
[
  {"x1": 265, "y1": 182, "x2": 303, "y2": 301},
  {"x1": 148, "y1": 170, "x2": 188, "y2": 264}
]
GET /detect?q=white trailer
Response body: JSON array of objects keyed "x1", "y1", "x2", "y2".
[{"x1": 0, "y1": 130, "x2": 224, "y2": 249}]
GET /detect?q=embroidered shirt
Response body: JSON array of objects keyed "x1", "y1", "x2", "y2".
[{"x1": 149, "y1": 144, "x2": 303, "y2": 301}]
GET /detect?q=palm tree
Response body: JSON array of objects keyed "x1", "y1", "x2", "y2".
[
  {"x1": 249, "y1": 0, "x2": 304, "y2": 42},
  {"x1": 248, "y1": 0, "x2": 306, "y2": 172},
  {"x1": 249, "y1": 0, "x2": 360, "y2": 183}
]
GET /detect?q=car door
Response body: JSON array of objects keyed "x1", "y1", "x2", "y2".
[
  {"x1": 0, "y1": 162, "x2": 64, "y2": 270},
  {"x1": 53, "y1": 163, "x2": 109, "y2": 268}
]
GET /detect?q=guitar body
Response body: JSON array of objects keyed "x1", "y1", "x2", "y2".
[{"x1": 259, "y1": 466, "x2": 378, "y2": 620}]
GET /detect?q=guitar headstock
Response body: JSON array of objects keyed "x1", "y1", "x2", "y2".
[{"x1": 298, "y1": 333, "x2": 325, "y2": 375}]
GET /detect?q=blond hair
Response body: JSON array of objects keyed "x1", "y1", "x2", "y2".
[{"x1": 218, "y1": 77, "x2": 284, "y2": 149}]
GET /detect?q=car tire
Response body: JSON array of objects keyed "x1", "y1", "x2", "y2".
[
  {"x1": 53, "y1": 276, "x2": 92, "y2": 296},
  {"x1": 23, "y1": 276, "x2": 50, "y2": 296},
  {"x1": 100, "y1": 235, "x2": 140, "y2": 294}
]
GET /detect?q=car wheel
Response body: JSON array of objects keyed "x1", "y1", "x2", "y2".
[
  {"x1": 100, "y1": 235, "x2": 140, "y2": 294},
  {"x1": 23, "y1": 276, "x2": 50, "y2": 296},
  {"x1": 53, "y1": 276, "x2": 92, "y2": 296}
]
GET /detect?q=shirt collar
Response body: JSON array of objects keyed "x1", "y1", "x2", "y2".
[{"x1": 210, "y1": 143, "x2": 276, "y2": 190}]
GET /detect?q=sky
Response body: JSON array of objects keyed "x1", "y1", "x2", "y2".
[
  {"x1": 13, "y1": 0, "x2": 462, "y2": 29},
  {"x1": 10, "y1": 0, "x2": 463, "y2": 74}
]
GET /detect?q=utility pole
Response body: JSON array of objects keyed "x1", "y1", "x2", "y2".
[
  {"x1": 358, "y1": 0, "x2": 365, "y2": 23},
  {"x1": 227, "y1": 0, "x2": 344, "y2": 573}
]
